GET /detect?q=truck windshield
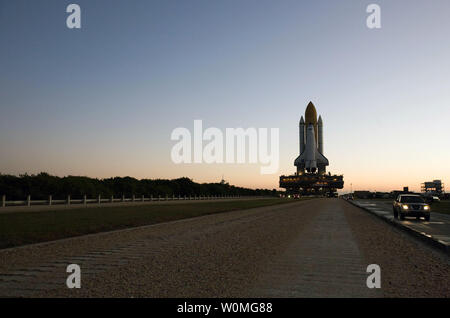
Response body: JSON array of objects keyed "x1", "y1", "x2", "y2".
[{"x1": 401, "y1": 196, "x2": 424, "y2": 203}]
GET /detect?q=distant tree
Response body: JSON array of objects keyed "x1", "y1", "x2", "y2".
[{"x1": 0, "y1": 173, "x2": 278, "y2": 200}]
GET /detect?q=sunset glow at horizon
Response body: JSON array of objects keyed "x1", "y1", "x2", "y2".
[{"x1": 1, "y1": 1, "x2": 449, "y2": 194}]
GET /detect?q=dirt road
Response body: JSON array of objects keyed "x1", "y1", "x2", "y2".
[{"x1": 0, "y1": 199, "x2": 448, "y2": 297}]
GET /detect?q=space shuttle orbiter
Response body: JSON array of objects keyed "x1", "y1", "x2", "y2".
[{"x1": 294, "y1": 102, "x2": 329, "y2": 174}]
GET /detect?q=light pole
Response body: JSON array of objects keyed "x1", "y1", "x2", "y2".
[{"x1": 351, "y1": 183, "x2": 353, "y2": 194}]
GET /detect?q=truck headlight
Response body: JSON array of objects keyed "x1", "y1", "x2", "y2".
[
  {"x1": 423, "y1": 205, "x2": 430, "y2": 211},
  {"x1": 402, "y1": 204, "x2": 409, "y2": 210}
]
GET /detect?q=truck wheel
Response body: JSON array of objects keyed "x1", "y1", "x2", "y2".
[
  {"x1": 425, "y1": 215, "x2": 430, "y2": 221},
  {"x1": 399, "y1": 213, "x2": 405, "y2": 220}
]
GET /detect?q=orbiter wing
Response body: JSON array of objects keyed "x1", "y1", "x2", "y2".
[{"x1": 294, "y1": 149, "x2": 329, "y2": 170}]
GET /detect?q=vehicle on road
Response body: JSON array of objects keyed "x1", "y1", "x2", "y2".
[
  {"x1": 424, "y1": 195, "x2": 441, "y2": 204},
  {"x1": 393, "y1": 194, "x2": 431, "y2": 221},
  {"x1": 431, "y1": 196, "x2": 440, "y2": 202}
]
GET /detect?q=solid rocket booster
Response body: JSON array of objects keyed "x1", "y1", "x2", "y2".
[
  {"x1": 318, "y1": 115, "x2": 323, "y2": 154},
  {"x1": 299, "y1": 117, "x2": 305, "y2": 155}
]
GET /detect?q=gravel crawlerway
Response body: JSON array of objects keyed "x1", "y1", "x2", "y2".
[
  {"x1": 343, "y1": 200, "x2": 450, "y2": 297},
  {"x1": 0, "y1": 199, "x2": 448, "y2": 297}
]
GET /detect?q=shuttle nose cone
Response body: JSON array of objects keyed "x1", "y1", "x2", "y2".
[{"x1": 305, "y1": 102, "x2": 317, "y2": 125}]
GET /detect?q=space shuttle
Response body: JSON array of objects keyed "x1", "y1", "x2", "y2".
[{"x1": 294, "y1": 102, "x2": 329, "y2": 175}]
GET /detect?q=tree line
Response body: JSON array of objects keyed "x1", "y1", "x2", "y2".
[{"x1": 0, "y1": 173, "x2": 278, "y2": 200}]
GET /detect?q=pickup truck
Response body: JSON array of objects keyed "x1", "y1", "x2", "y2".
[{"x1": 393, "y1": 194, "x2": 431, "y2": 221}]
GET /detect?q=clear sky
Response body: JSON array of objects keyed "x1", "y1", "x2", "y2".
[{"x1": 1, "y1": 0, "x2": 449, "y2": 192}]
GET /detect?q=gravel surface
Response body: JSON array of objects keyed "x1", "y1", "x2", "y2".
[
  {"x1": 0, "y1": 198, "x2": 449, "y2": 297},
  {"x1": 0, "y1": 200, "x2": 317, "y2": 297},
  {"x1": 343, "y1": 200, "x2": 450, "y2": 297}
]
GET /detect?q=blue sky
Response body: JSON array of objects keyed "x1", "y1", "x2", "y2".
[{"x1": 1, "y1": 0, "x2": 450, "y2": 192}]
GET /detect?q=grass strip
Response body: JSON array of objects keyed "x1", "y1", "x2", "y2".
[{"x1": 0, "y1": 198, "x2": 301, "y2": 249}]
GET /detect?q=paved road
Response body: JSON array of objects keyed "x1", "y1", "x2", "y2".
[
  {"x1": 354, "y1": 200, "x2": 450, "y2": 248},
  {"x1": 0, "y1": 199, "x2": 449, "y2": 297}
]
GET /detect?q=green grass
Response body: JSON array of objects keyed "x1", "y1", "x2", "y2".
[
  {"x1": 0, "y1": 198, "x2": 299, "y2": 249},
  {"x1": 431, "y1": 200, "x2": 450, "y2": 215}
]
